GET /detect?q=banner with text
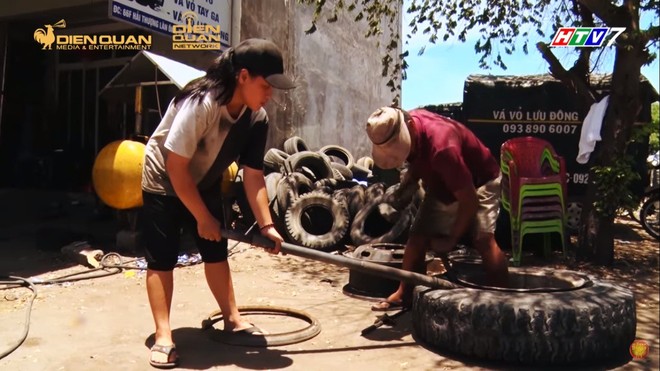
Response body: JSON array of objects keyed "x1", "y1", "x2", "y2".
[{"x1": 109, "y1": 0, "x2": 231, "y2": 48}]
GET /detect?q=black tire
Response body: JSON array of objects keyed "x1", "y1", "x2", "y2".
[
  {"x1": 331, "y1": 168, "x2": 345, "y2": 181},
  {"x1": 319, "y1": 145, "x2": 355, "y2": 169},
  {"x1": 350, "y1": 195, "x2": 413, "y2": 245},
  {"x1": 314, "y1": 178, "x2": 338, "y2": 194},
  {"x1": 265, "y1": 172, "x2": 283, "y2": 217},
  {"x1": 332, "y1": 188, "x2": 350, "y2": 206},
  {"x1": 276, "y1": 172, "x2": 314, "y2": 213},
  {"x1": 330, "y1": 162, "x2": 353, "y2": 180},
  {"x1": 365, "y1": 182, "x2": 386, "y2": 202},
  {"x1": 346, "y1": 184, "x2": 366, "y2": 219},
  {"x1": 412, "y1": 269, "x2": 636, "y2": 365},
  {"x1": 283, "y1": 136, "x2": 310, "y2": 155},
  {"x1": 284, "y1": 151, "x2": 334, "y2": 181},
  {"x1": 356, "y1": 156, "x2": 374, "y2": 170},
  {"x1": 383, "y1": 182, "x2": 422, "y2": 209},
  {"x1": 263, "y1": 148, "x2": 289, "y2": 174},
  {"x1": 284, "y1": 191, "x2": 350, "y2": 250},
  {"x1": 350, "y1": 163, "x2": 371, "y2": 181},
  {"x1": 265, "y1": 172, "x2": 282, "y2": 202},
  {"x1": 639, "y1": 192, "x2": 659, "y2": 240}
]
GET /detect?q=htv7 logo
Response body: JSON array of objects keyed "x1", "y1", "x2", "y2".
[{"x1": 551, "y1": 27, "x2": 626, "y2": 47}]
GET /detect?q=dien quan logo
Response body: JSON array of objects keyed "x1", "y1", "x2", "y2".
[
  {"x1": 172, "y1": 11, "x2": 228, "y2": 50},
  {"x1": 34, "y1": 19, "x2": 151, "y2": 51},
  {"x1": 551, "y1": 27, "x2": 626, "y2": 47},
  {"x1": 33, "y1": 19, "x2": 66, "y2": 49}
]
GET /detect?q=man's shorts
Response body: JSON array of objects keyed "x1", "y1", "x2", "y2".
[
  {"x1": 410, "y1": 174, "x2": 502, "y2": 240},
  {"x1": 141, "y1": 189, "x2": 228, "y2": 271}
]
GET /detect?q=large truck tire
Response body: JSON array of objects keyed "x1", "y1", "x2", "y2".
[
  {"x1": 412, "y1": 268, "x2": 636, "y2": 366},
  {"x1": 284, "y1": 191, "x2": 350, "y2": 250},
  {"x1": 276, "y1": 172, "x2": 314, "y2": 213}
]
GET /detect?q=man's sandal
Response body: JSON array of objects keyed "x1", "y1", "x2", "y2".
[
  {"x1": 149, "y1": 344, "x2": 179, "y2": 369},
  {"x1": 371, "y1": 300, "x2": 404, "y2": 312}
]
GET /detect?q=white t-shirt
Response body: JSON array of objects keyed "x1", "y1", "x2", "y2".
[{"x1": 142, "y1": 90, "x2": 268, "y2": 195}]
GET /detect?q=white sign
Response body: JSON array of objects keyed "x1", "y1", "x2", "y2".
[{"x1": 109, "y1": 0, "x2": 231, "y2": 48}]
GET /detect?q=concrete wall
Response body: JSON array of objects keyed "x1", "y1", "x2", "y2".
[{"x1": 241, "y1": 1, "x2": 400, "y2": 158}]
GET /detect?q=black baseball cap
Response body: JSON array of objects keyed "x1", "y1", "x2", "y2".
[{"x1": 232, "y1": 38, "x2": 296, "y2": 90}]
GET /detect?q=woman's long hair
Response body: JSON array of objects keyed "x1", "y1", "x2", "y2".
[{"x1": 173, "y1": 48, "x2": 237, "y2": 106}]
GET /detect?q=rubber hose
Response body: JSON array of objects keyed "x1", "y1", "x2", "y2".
[{"x1": 0, "y1": 276, "x2": 37, "y2": 360}]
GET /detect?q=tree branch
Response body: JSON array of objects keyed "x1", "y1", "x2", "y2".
[
  {"x1": 577, "y1": 0, "x2": 623, "y2": 26},
  {"x1": 536, "y1": 42, "x2": 597, "y2": 105},
  {"x1": 642, "y1": 25, "x2": 660, "y2": 43},
  {"x1": 570, "y1": 1, "x2": 594, "y2": 80}
]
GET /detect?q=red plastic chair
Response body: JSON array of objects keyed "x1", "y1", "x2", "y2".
[
  {"x1": 501, "y1": 137, "x2": 568, "y2": 225},
  {"x1": 500, "y1": 137, "x2": 569, "y2": 265},
  {"x1": 501, "y1": 137, "x2": 567, "y2": 184}
]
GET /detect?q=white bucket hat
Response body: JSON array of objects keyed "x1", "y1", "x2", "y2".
[{"x1": 366, "y1": 107, "x2": 411, "y2": 169}]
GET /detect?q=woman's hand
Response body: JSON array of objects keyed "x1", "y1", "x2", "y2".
[
  {"x1": 260, "y1": 225, "x2": 283, "y2": 255},
  {"x1": 197, "y1": 214, "x2": 222, "y2": 242}
]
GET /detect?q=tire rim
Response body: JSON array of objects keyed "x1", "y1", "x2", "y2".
[{"x1": 454, "y1": 267, "x2": 591, "y2": 293}]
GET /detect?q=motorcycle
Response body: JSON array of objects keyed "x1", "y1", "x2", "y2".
[{"x1": 639, "y1": 151, "x2": 659, "y2": 240}]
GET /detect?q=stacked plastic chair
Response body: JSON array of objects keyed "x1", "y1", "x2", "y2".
[{"x1": 500, "y1": 137, "x2": 568, "y2": 266}]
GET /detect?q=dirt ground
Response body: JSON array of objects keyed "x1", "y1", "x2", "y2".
[{"x1": 0, "y1": 189, "x2": 658, "y2": 371}]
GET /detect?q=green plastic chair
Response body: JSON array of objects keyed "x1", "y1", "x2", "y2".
[
  {"x1": 509, "y1": 174, "x2": 566, "y2": 227},
  {"x1": 511, "y1": 218, "x2": 567, "y2": 266}
]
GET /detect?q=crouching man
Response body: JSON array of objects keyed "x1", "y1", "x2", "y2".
[{"x1": 365, "y1": 107, "x2": 509, "y2": 311}]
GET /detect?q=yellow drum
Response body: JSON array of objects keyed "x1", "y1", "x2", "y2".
[
  {"x1": 221, "y1": 162, "x2": 239, "y2": 194},
  {"x1": 92, "y1": 140, "x2": 146, "y2": 210}
]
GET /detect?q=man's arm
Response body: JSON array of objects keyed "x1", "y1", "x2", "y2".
[
  {"x1": 447, "y1": 185, "x2": 479, "y2": 244},
  {"x1": 431, "y1": 146, "x2": 479, "y2": 251}
]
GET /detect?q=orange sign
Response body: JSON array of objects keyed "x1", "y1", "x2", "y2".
[{"x1": 630, "y1": 339, "x2": 650, "y2": 360}]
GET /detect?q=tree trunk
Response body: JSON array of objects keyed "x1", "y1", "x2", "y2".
[{"x1": 578, "y1": 37, "x2": 646, "y2": 265}]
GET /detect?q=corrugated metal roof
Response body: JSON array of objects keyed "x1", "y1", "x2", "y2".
[{"x1": 465, "y1": 73, "x2": 658, "y2": 100}]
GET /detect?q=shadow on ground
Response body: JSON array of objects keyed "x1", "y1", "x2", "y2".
[{"x1": 144, "y1": 326, "x2": 422, "y2": 370}]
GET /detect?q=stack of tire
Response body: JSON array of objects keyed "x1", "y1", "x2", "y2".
[{"x1": 262, "y1": 136, "x2": 421, "y2": 251}]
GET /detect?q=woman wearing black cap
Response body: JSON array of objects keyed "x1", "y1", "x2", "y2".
[{"x1": 141, "y1": 38, "x2": 295, "y2": 368}]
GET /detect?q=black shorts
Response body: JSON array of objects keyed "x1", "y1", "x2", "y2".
[{"x1": 141, "y1": 190, "x2": 228, "y2": 271}]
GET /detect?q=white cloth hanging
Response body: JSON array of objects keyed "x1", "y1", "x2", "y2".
[{"x1": 577, "y1": 95, "x2": 610, "y2": 164}]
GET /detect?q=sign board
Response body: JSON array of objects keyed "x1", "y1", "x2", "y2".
[
  {"x1": 109, "y1": 0, "x2": 231, "y2": 49},
  {"x1": 460, "y1": 74, "x2": 655, "y2": 201}
]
